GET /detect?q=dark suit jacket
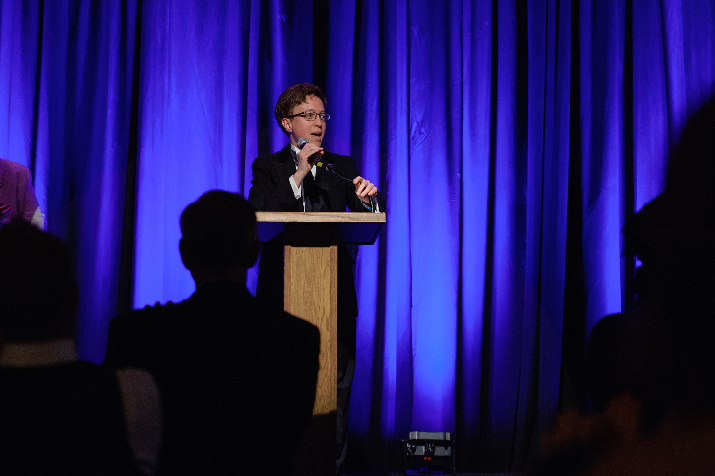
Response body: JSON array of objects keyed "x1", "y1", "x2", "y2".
[
  {"x1": 103, "y1": 281, "x2": 320, "y2": 476},
  {"x1": 248, "y1": 144, "x2": 371, "y2": 213},
  {"x1": 0, "y1": 158, "x2": 40, "y2": 226},
  {"x1": 248, "y1": 145, "x2": 383, "y2": 343}
]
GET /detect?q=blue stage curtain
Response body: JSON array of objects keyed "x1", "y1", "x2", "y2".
[
  {"x1": 0, "y1": 0, "x2": 139, "y2": 362},
  {"x1": 2, "y1": 0, "x2": 715, "y2": 471}
]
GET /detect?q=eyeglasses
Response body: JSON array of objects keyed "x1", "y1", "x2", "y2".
[{"x1": 287, "y1": 111, "x2": 331, "y2": 122}]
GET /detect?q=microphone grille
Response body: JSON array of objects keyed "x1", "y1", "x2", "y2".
[{"x1": 297, "y1": 138, "x2": 309, "y2": 149}]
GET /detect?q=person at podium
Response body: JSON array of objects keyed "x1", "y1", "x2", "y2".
[{"x1": 248, "y1": 83, "x2": 383, "y2": 474}]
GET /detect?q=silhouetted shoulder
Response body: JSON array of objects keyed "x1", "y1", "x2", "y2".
[{"x1": 103, "y1": 301, "x2": 182, "y2": 369}]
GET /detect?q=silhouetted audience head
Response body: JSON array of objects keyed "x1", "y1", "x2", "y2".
[
  {"x1": 179, "y1": 190, "x2": 259, "y2": 276},
  {"x1": 584, "y1": 313, "x2": 632, "y2": 413},
  {"x1": 625, "y1": 94, "x2": 715, "y2": 427},
  {"x1": 0, "y1": 219, "x2": 78, "y2": 343}
]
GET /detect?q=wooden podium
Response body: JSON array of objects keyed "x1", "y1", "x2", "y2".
[{"x1": 256, "y1": 211, "x2": 385, "y2": 475}]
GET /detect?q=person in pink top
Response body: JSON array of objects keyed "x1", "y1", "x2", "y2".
[{"x1": 0, "y1": 158, "x2": 45, "y2": 229}]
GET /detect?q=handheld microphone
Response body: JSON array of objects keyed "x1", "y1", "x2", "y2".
[{"x1": 296, "y1": 138, "x2": 324, "y2": 167}]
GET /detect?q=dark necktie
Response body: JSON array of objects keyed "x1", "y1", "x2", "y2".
[{"x1": 303, "y1": 171, "x2": 318, "y2": 212}]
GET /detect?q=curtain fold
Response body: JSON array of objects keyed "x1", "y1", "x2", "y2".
[{"x1": 2, "y1": 0, "x2": 715, "y2": 472}]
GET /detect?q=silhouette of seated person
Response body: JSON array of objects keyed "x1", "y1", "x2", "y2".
[
  {"x1": 536, "y1": 312, "x2": 641, "y2": 475},
  {"x1": 103, "y1": 190, "x2": 320, "y2": 475},
  {"x1": 583, "y1": 313, "x2": 633, "y2": 414},
  {"x1": 538, "y1": 94, "x2": 715, "y2": 474},
  {"x1": 588, "y1": 92, "x2": 715, "y2": 474},
  {"x1": 0, "y1": 219, "x2": 161, "y2": 475}
]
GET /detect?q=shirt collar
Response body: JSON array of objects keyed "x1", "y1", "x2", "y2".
[
  {"x1": 289, "y1": 143, "x2": 317, "y2": 174},
  {"x1": 290, "y1": 143, "x2": 301, "y2": 156}
]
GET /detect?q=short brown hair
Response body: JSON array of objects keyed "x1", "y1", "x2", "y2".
[{"x1": 274, "y1": 83, "x2": 327, "y2": 136}]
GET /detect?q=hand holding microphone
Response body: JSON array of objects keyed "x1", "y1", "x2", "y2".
[
  {"x1": 292, "y1": 138, "x2": 324, "y2": 188},
  {"x1": 353, "y1": 176, "x2": 378, "y2": 201},
  {"x1": 296, "y1": 138, "x2": 324, "y2": 168}
]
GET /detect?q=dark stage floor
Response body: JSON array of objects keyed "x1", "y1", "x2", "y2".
[{"x1": 346, "y1": 473, "x2": 525, "y2": 476}]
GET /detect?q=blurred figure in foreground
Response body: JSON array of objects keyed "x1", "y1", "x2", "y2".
[
  {"x1": 537, "y1": 94, "x2": 715, "y2": 474},
  {"x1": 0, "y1": 219, "x2": 161, "y2": 475}
]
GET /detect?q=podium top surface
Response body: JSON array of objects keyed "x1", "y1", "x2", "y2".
[
  {"x1": 256, "y1": 211, "x2": 385, "y2": 223},
  {"x1": 256, "y1": 212, "x2": 385, "y2": 245}
]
